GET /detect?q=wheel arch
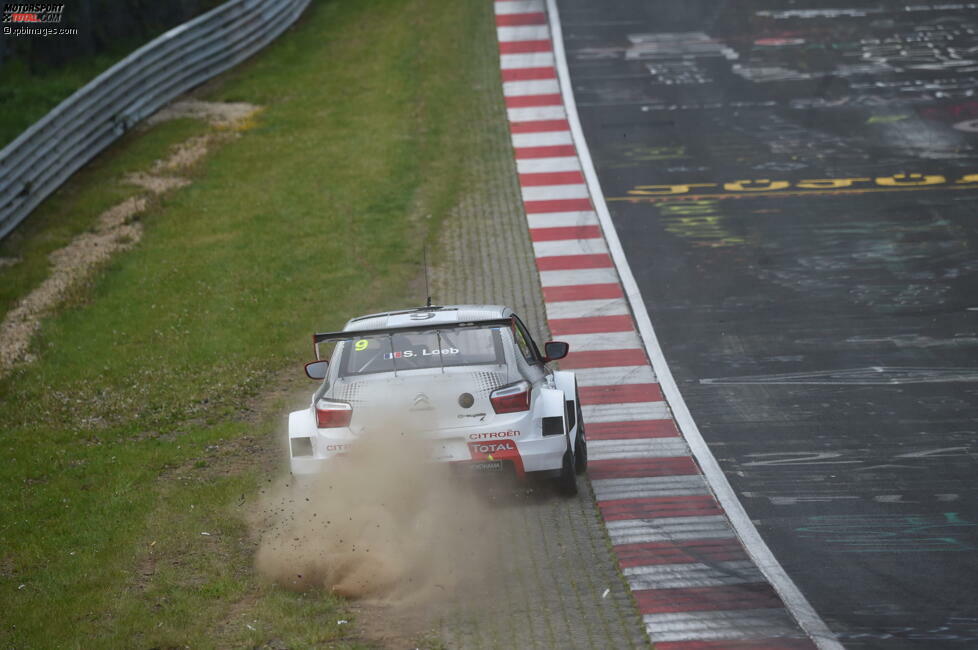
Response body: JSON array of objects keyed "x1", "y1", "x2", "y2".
[{"x1": 551, "y1": 369, "x2": 580, "y2": 435}]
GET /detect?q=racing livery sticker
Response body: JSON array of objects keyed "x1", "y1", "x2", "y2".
[
  {"x1": 468, "y1": 429, "x2": 522, "y2": 440},
  {"x1": 467, "y1": 438, "x2": 525, "y2": 477}
]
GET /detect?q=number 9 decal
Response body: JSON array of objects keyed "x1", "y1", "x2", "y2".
[{"x1": 355, "y1": 339, "x2": 369, "y2": 351}]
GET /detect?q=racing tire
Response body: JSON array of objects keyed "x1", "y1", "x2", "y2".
[
  {"x1": 574, "y1": 399, "x2": 588, "y2": 475},
  {"x1": 558, "y1": 439, "x2": 578, "y2": 497}
]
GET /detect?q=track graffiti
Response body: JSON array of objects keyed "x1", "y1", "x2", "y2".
[
  {"x1": 613, "y1": 172, "x2": 978, "y2": 200},
  {"x1": 657, "y1": 200, "x2": 745, "y2": 247},
  {"x1": 794, "y1": 513, "x2": 977, "y2": 553},
  {"x1": 557, "y1": 0, "x2": 978, "y2": 644}
]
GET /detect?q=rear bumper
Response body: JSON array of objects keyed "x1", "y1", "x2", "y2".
[{"x1": 290, "y1": 434, "x2": 567, "y2": 477}]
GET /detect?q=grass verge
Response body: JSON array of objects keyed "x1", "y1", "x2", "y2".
[
  {"x1": 0, "y1": 117, "x2": 211, "y2": 318},
  {"x1": 0, "y1": 0, "x2": 495, "y2": 645}
]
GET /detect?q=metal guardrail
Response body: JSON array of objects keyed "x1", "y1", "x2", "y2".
[{"x1": 0, "y1": 0, "x2": 310, "y2": 240}]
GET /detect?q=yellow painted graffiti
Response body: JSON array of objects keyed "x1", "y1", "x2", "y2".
[
  {"x1": 658, "y1": 200, "x2": 717, "y2": 215},
  {"x1": 630, "y1": 183, "x2": 718, "y2": 195},
  {"x1": 795, "y1": 178, "x2": 870, "y2": 189},
  {"x1": 659, "y1": 200, "x2": 745, "y2": 247},
  {"x1": 723, "y1": 179, "x2": 791, "y2": 192},
  {"x1": 875, "y1": 173, "x2": 945, "y2": 186},
  {"x1": 866, "y1": 115, "x2": 909, "y2": 124},
  {"x1": 620, "y1": 145, "x2": 689, "y2": 161},
  {"x1": 620, "y1": 172, "x2": 978, "y2": 199}
]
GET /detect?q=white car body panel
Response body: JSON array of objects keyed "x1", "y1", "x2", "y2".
[{"x1": 288, "y1": 305, "x2": 583, "y2": 480}]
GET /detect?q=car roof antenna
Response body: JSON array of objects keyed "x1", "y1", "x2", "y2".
[{"x1": 423, "y1": 246, "x2": 433, "y2": 308}]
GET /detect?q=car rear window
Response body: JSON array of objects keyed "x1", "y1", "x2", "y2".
[{"x1": 338, "y1": 327, "x2": 506, "y2": 376}]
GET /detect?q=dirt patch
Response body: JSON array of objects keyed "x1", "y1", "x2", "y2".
[
  {"x1": 0, "y1": 196, "x2": 145, "y2": 372},
  {"x1": 214, "y1": 589, "x2": 263, "y2": 640},
  {"x1": 0, "y1": 554, "x2": 16, "y2": 579},
  {"x1": 122, "y1": 172, "x2": 191, "y2": 195},
  {"x1": 146, "y1": 99, "x2": 262, "y2": 130},
  {"x1": 122, "y1": 134, "x2": 224, "y2": 194},
  {"x1": 133, "y1": 549, "x2": 158, "y2": 594},
  {"x1": 0, "y1": 101, "x2": 263, "y2": 378},
  {"x1": 158, "y1": 135, "x2": 214, "y2": 170}
]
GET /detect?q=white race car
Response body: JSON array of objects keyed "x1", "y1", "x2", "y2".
[{"x1": 288, "y1": 304, "x2": 587, "y2": 494}]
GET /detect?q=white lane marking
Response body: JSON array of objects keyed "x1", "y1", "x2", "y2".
[
  {"x1": 511, "y1": 130, "x2": 573, "y2": 148},
  {"x1": 545, "y1": 1, "x2": 842, "y2": 647},
  {"x1": 497, "y1": 25, "x2": 550, "y2": 42},
  {"x1": 592, "y1": 475, "x2": 707, "y2": 500},
  {"x1": 533, "y1": 236, "x2": 607, "y2": 257},
  {"x1": 500, "y1": 52, "x2": 555, "y2": 70},
  {"x1": 545, "y1": 296, "x2": 629, "y2": 319},
  {"x1": 517, "y1": 157, "x2": 580, "y2": 174},
  {"x1": 589, "y1": 437, "x2": 690, "y2": 460},
  {"x1": 508, "y1": 105, "x2": 564, "y2": 121},
  {"x1": 582, "y1": 401, "x2": 671, "y2": 423},
  {"x1": 573, "y1": 364, "x2": 657, "y2": 387},
  {"x1": 527, "y1": 210, "x2": 597, "y2": 229},
  {"x1": 539, "y1": 267, "x2": 619, "y2": 287},
  {"x1": 606, "y1": 516, "x2": 735, "y2": 545},
  {"x1": 558, "y1": 330, "x2": 643, "y2": 352},
  {"x1": 522, "y1": 183, "x2": 590, "y2": 202},
  {"x1": 624, "y1": 560, "x2": 765, "y2": 589},
  {"x1": 502, "y1": 78, "x2": 561, "y2": 96},
  {"x1": 494, "y1": 0, "x2": 544, "y2": 15},
  {"x1": 643, "y1": 609, "x2": 802, "y2": 643}
]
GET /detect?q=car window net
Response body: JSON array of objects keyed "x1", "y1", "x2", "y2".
[{"x1": 338, "y1": 327, "x2": 506, "y2": 377}]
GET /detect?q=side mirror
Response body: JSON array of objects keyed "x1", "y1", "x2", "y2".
[
  {"x1": 543, "y1": 341, "x2": 569, "y2": 362},
  {"x1": 304, "y1": 360, "x2": 329, "y2": 380}
]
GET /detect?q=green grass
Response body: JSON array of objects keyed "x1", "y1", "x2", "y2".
[
  {"x1": 0, "y1": 117, "x2": 211, "y2": 318},
  {"x1": 0, "y1": 0, "x2": 496, "y2": 645}
]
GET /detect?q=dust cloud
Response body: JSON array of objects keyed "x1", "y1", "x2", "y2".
[{"x1": 253, "y1": 425, "x2": 499, "y2": 609}]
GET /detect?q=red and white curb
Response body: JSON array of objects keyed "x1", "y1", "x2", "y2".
[{"x1": 493, "y1": 1, "x2": 843, "y2": 649}]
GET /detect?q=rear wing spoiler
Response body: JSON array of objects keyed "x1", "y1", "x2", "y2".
[{"x1": 311, "y1": 317, "x2": 514, "y2": 360}]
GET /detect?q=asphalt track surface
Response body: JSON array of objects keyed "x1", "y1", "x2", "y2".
[{"x1": 555, "y1": 0, "x2": 978, "y2": 647}]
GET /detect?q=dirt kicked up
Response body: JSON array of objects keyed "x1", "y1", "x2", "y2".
[{"x1": 253, "y1": 422, "x2": 497, "y2": 617}]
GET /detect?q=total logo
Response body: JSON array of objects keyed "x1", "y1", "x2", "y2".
[
  {"x1": 469, "y1": 440, "x2": 517, "y2": 455},
  {"x1": 468, "y1": 429, "x2": 521, "y2": 440}
]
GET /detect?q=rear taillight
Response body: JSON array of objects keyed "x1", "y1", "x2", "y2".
[
  {"x1": 315, "y1": 399, "x2": 352, "y2": 428},
  {"x1": 490, "y1": 380, "x2": 531, "y2": 414}
]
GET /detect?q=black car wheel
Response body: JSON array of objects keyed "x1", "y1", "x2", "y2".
[
  {"x1": 574, "y1": 399, "x2": 588, "y2": 475},
  {"x1": 557, "y1": 436, "x2": 578, "y2": 496}
]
